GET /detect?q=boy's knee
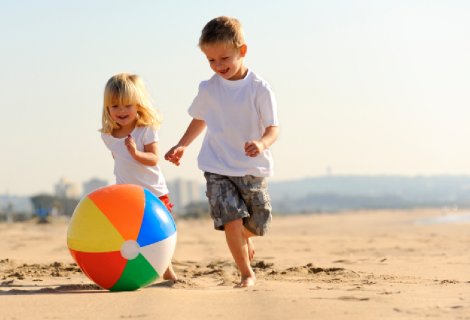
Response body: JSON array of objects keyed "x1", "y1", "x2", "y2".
[{"x1": 224, "y1": 219, "x2": 243, "y2": 231}]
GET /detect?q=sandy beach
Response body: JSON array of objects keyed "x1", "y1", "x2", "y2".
[{"x1": 1, "y1": 209, "x2": 469, "y2": 319}]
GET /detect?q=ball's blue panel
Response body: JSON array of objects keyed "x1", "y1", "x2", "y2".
[{"x1": 137, "y1": 189, "x2": 177, "y2": 247}]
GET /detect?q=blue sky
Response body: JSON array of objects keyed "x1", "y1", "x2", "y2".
[{"x1": 1, "y1": 0, "x2": 469, "y2": 195}]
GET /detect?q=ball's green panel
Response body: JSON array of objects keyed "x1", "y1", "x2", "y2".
[{"x1": 110, "y1": 254, "x2": 159, "y2": 291}]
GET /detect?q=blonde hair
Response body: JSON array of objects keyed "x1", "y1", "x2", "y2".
[
  {"x1": 100, "y1": 73, "x2": 161, "y2": 134},
  {"x1": 199, "y1": 16, "x2": 245, "y2": 48}
]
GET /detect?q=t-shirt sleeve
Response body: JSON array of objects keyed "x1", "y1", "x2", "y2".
[
  {"x1": 188, "y1": 82, "x2": 207, "y2": 120},
  {"x1": 257, "y1": 84, "x2": 279, "y2": 128},
  {"x1": 101, "y1": 132, "x2": 112, "y2": 150},
  {"x1": 142, "y1": 127, "x2": 159, "y2": 145}
]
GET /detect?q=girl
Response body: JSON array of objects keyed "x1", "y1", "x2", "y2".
[{"x1": 100, "y1": 73, "x2": 177, "y2": 282}]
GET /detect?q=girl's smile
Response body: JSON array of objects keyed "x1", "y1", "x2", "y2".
[{"x1": 108, "y1": 104, "x2": 138, "y2": 129}]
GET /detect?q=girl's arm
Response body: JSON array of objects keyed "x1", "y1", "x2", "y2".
[
  {"x1": 164, "y1": 118, "x2": 206, "y2": 166},
  {"x1": 245, "y1": 125, "x2": 279, "y2": 157},
  {"x1": 125, "y1": 135, "x2": 159, "y2": 166}
]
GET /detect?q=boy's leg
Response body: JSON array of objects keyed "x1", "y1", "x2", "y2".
[
  {"x1": 204, "y1": 172, "x2": 255, "y2": 287},
  {"x1": 224, "y1": 219, "x2": 256, "y2": 287},
  {"x1": 243, "y1": 227, "x2": 256, "y2": 261},
  {"x1": 232, "y1": 175, "x2": 272, "y2": 263}
]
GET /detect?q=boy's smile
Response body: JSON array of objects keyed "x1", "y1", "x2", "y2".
[{"x1": 201, "y1": 43, "x2": 248, "y2": 81}]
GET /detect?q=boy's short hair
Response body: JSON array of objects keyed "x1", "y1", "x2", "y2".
[{"x1": 199, "y1": 16, "x2": 245, "y2": 48}]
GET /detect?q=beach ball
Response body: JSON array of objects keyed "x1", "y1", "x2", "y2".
[{"x1": 67, "y1": 184, "x2": 177, "y2": 291}]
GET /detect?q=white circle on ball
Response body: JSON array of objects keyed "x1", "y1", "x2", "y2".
[{"x1": 120, "y1": 240, "x2": 140, "y2": 260}]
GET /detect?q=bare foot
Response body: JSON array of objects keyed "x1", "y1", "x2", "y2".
[
  {"x1": 235, "y1": 275, "x2": 256, "y2": 288},
  {"x1": 247, "y1": 237, "x2": 255, "y2": 261},
  {"x1": 162, "y1": 264, "x2": 178, "y2": 281}
]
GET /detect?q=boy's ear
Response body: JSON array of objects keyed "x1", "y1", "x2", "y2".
[{"x1": 240, "y1": 44, "x2": 247, "y2": 57}]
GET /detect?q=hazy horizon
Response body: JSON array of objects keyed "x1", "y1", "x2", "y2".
[{"x1": 1, "y1": 1, "x2": 469, "y2": 196}]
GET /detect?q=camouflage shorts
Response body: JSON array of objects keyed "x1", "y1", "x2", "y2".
[{"x1": 204, "y1": 172, "x2": 272, "y2": 236}]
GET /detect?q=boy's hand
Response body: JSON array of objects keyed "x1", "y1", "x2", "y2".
[
  {"x1": 244, "y1": 140, "x2": 265, "y2": 157},
  {"x1": 165, "y1": 145, "x2": 186, "y2": 166},
  {"x1": 125, "y1": 135, "x2": 137, "y2": 156}
]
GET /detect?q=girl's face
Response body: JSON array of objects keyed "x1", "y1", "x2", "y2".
[
  {"x1": 108, "y1": 103, "x2": 138, "y2": 129},
  {"x1": 201, "y1": 43, "x2": 247, "y2": 80}
]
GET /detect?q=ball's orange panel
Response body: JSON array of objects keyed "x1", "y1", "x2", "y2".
[
  {"x1": 67, "y1": 197, "x2": 124, "y2": 252},
  {"x1": 88, "y1": 184, "x2": 145, "y2": 240},
  {"x1": 69, "y1": 249, "x2": 127, "y2": 290}
]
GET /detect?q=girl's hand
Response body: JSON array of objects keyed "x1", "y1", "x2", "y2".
[
  {"x1": 165, "y1": 145, "x2": 186, "y2": 166},
  {"x1": 244, "y1": 140, "x2": 265, "y2": 157},
  {"x1": 125, "y1": 135, "x2": 137, "y2": 156}
]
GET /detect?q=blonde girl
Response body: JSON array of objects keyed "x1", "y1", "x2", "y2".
[{"x1": 101, "y1": 73, "x2": 177, "y2": 281}]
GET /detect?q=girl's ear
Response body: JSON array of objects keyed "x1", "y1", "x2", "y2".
[{"x1": 240, "y1": 44, "x2": 247, "y2": 57}]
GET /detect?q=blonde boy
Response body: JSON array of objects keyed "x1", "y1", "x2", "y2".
[{"x1": 165, "y1": 16, "x2": 279, "y2": 287}]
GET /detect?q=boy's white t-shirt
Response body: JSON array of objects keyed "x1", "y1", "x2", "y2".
[
  {"x1": 188, "y1": 70, "x2": 279, "y2": 177},
  {"x1": 101, "y1": 126, "x2": 169, "y2": 197}
]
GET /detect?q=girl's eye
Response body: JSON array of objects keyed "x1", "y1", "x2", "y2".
[
  {"x1": 110, "y1": 105, "x2": 118, "y2": 109},
  {"x1": 222, "y1": 57, "x2": 228, "y2": 60}
]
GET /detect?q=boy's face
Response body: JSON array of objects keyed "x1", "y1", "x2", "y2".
[{"x1": 201, "y1": 43, "x2": 247, "y2": 81}]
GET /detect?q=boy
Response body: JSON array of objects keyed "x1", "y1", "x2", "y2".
[{"x1": 165, "y1": 16, "x2": 279, "y2": 288}]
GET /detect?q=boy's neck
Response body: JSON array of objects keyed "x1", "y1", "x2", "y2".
[{"x1": 227, "y1": 66, "x2": 248, "y2": 81}]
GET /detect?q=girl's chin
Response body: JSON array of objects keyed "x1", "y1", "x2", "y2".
[{"x1": 116, "y1": 120, "x2": 134, "y2": 128}]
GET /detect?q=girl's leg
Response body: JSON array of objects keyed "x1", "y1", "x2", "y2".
[
  {"x1": 163, "y1": 263, "x2": 178, "y2": 281},
  {"x1": 159, "y1": 194, "x2": 177, "y2": 281}
]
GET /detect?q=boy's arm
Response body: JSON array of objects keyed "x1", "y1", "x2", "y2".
[
  {"x1": 165, "y1": 119, "x2": 206, "y2": 166},
  {"x1": 245, "y1": 125, "x2": 279, "y2": 157},
  {"x1": 125, "y1": 135, "x2": 159, "y2": 166}
]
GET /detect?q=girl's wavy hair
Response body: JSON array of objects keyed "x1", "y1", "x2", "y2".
[{"x1": 100, "y1": 73, "x2": 161, "y2": 134}]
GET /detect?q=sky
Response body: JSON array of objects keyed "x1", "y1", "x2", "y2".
[{"x1": 1, "y1": 0, "x2": 469, "y2": 196}]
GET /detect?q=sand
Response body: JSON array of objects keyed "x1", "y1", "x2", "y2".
[{"x1": 1, "y1": 209, "x2": 469, "y2": 319}]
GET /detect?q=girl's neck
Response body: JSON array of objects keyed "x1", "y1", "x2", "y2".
[{"x1": 112, "y1": 123, "x2": 136, "y2": 138}]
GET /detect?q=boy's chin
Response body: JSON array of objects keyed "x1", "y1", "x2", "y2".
[{"x1": 218, "y1": 72, "x2": 231, "y2": 79}]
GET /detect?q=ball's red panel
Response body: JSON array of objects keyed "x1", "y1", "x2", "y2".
[{"x1": 69, "y1": 249, "x2": 127, "y2": 290}]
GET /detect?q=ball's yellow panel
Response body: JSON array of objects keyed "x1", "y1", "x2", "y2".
[{"x1": 67, "y1": 197, "x2": 124, "y2": 252}]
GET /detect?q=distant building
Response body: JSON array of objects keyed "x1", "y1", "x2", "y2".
[
  {"x1": 167, "y1": 178, "x2": 202, "y2": 212},
  {"x1": 55, "y1": 177, "x2": 81, "y2": 199},
  {"x1": 82, "y1": 178, "x2": 108, "y2": 196}
]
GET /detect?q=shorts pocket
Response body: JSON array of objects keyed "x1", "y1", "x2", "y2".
[{"x1": 252, "y1": 190, "x2": 270, "y2": 207}]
